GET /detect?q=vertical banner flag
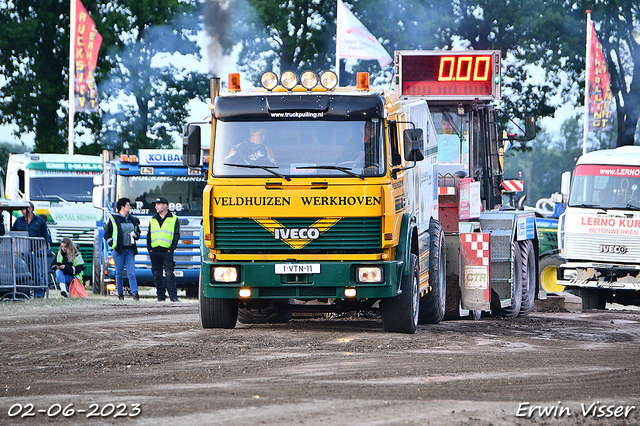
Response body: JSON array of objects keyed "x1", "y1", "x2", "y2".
[
  {"x1": 74, "y1": 0, "x2": 102, "y2": 112},
  {"x1": 336, "y1": 0, "x2": 392, "y2": 68},
  {"x1": 587, "y1": 21, "x2": 615, "y2": 131}
]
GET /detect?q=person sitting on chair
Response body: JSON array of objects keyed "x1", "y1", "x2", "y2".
[{"x1": 51, "y1": 237, "x2": 84, "y2": 297}]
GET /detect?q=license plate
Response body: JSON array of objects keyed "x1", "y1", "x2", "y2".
[
  {"x1": 275, "y1": 263, "x2": 320, "y2": 274},
  {"x1": 174, "y1": 271, "x2": 184, "y2": 277}
]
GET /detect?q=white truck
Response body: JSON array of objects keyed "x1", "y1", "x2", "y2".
[
  {"x1": 558, "y1": 146, "x2": 640, "y2": 308},
  {"x1": 5, "y1": 153, "x2": 103, "y2": 282}
]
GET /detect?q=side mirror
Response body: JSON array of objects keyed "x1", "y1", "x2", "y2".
[
  {"x1": 182, "y1": 124, "x2": 202, "y2": 168},
  {"x1": 560, "y1": 171, "x2": 572, "y2": 198},
  {"x1": 524, "y1": 115, "x2": 536, "y2": 140},
  {"x1": 92, "y1": 175, "x2": 102, "y2": 186},
  {"x1": 92, "y1": 186, "x2": 103, "y2": 210},
  {"x1": 403, "y1": 128, "x2": 424, "y2": 162}
]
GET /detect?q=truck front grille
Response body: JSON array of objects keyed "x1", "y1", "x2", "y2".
[
  {"x1": 214, "y1": 217, "x2": 382, "y2": 253},
  {"x1": 564, "y1": 234, "x2": 640, "y2": 264}
]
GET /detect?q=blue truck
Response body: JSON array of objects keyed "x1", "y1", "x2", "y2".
[{"x1": 92, "y1": 149, "x2": 207, "y2": 297}]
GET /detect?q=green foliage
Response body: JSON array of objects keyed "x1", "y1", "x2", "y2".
[
  {"x1": 0, "y1": 0, "x2": 209, "y2": 155},
  {"x1": 98, "y1": 0, "x2": 209, "y2": 154},
  {"x1": 0, "y1": 0, "x2": 69, "y2": 153}
]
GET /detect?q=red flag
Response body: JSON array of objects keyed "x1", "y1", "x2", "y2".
[
  {"x1": 74, "y1": 0, "x2": 102, "y2": 112},
  {"x1": 587, "y1": 21, "x2": 615, "y2": 131}
]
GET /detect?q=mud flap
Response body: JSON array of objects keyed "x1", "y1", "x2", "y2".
[{"x1": 460, "y1": 233, "x2": 491, "y2": 311}]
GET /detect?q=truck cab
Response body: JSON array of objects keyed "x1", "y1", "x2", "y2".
[
  {"x1": 5, "y1": 153, "x2": 103, "y2": 282},
  {"x1": 558, "y1": 146, "x2": 640, "y2": 308},
  {"x1": 93, "y1": 149, "x2": 207, "y2": 297}
]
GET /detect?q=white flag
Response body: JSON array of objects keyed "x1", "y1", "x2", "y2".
[{"x1": 336, "y1": 0, "x2": 392, "y2": 68}]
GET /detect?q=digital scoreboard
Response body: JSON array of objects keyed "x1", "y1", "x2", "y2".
[{"x1": 395, "y1": 51, "x2": 501, "y2": 100}]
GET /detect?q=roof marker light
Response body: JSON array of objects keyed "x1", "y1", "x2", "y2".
[
  {"x1": 320, "y1": 71, "x2": 338, "y2": 90},
  {"x1": 228, "y1": 73, "x2": 241, "y2": 92},
  {"x1": 300, "y1": 71, "x2": 318, "y2": 90},
  {"x1": 260, "y1": 71, "x2": 279, "y2": 91},
  {"x1": 356, "y1": 72, "x2": 370, "y2": 91},
  {"x1": 280, "y1": 71, "x2": 298, "y2": 90}
]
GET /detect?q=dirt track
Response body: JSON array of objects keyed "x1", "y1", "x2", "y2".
[{"x1": 0, "y1": 296, "x2": 639, "y2": 425}]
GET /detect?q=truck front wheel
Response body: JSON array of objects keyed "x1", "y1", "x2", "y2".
[
  {"x1": 199, "y1": 273, "x2": 238, "y2": 329},
  {"x1": 539, "y1": 254, "x2": 564, "y2": 293},
  {"x1": 381, "y1": 253, "x2": 419, "y2": 334}
]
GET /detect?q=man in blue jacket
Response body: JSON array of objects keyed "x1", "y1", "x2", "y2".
[
  {"x1": 11, "y1": 202, "x2": 49, "y2": 298},
  {"x1": 104, "y1": 198, "x2": 141, "y2": 301}
]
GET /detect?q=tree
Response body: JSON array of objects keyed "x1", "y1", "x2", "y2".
[
  {"x1": 0, "y1": 0, "x2": 208, "y2": 155},
  {"x1": 0, "y1": 0, "x2": 70, "y2": 153},
  {"x1": 98, "y1": 0, "x2": 209, "y2": 153},
  {"x1": 222, "y1": 0, "x2": 335, "y2": 84},
  {"x1": 584, "y1": 0, "x2": 640, "y2": 146}
]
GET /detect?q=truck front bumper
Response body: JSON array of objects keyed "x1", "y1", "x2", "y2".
[
  {"x1": 558, "y1": 262, "x2": 640, "y2": 290},
  {"x1": 202, "y1": 260, "x2": 404, "y2": 299}
]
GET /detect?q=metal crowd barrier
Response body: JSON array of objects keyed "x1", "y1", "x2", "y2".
[{"x1": 0, "y1": 235, "x2": 49, "y2": 300}]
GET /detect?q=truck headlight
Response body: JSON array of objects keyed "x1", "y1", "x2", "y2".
[
  {"x1": 356, "y1": 266, "x2": 383, "y2": 283},
  {"x1": 212, "y1": 266, "x2": 239, "y2": 283}
]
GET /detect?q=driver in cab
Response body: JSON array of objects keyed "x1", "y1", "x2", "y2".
[{"x1": 225, "y1": 123, "x2": 276, "y2": 166}]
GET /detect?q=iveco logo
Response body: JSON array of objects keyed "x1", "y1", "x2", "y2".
[
  {"x1": 274, "y1": 228, "x2": 320, "y2": 240},
  {"x1": 600, "y1": 245, "x2": 627, "y2": 254}
]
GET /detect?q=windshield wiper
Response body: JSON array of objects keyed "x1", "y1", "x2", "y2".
[
  {"x1": 571, "y1": 203, "x2": 606, "y2": 210},
  {"x1": 224, "y1": 163, "x2": 290, "y2": 181},
  {"x1": 43, "y1": 194, "x2": 69, "y2": 203},
  {"x1": 625, "y1": 203, "x2": 640, "y2": 211},
  {"x1": 302, "y1": 165, "x2": 364, "y2": 180}
]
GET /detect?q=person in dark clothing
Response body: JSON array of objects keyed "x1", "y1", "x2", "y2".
[
  {"x1": 147, "y1": 197, "x2": 180, "y2": 302},
  {"x1": 51, "y1": 237, "x2": 84, "y2": 297},
  {"x1": 11, "y1": 202, "x2": 49, "y2": 297},
  {"x1": 104, "y1": 197, "x2": 140, "y2": 301}
]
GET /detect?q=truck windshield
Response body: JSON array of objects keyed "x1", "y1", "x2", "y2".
[
  {"x1": 212, "y1": 120, "x2": 384, "y2": 178},
  {"x1": 116, "y1": 175, "x2": 207, "y2": 217},
  {"x1": 430, "y1": 108, "x2": 469, "y2": 177},
  {"x1": 30, "y1": 174, "x2": 96, "y2": 202},
  {"x1": 569, "y1": 164, "x2": 640, "y2": 209}
]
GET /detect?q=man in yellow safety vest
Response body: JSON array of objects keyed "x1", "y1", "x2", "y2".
[{"x1": 147, "y1": 197, "x2": 181, "y2": 302}]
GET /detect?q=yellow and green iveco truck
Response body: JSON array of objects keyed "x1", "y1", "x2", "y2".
[{"x1": 184, "y1": 50, "x2": 540, "y2": 333}]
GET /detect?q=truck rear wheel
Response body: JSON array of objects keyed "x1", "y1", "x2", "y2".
[
  {"x1": 494, "y1": 241, "x2": 523, "y2": 318},
  {"x1": 381, "y1": 253, "x2": 419, "y2": 334},
  {"x1": 419, "y1": 220, "x2": 446, "y2": 324},
  {"x1": 518, "y1": 240, "x2": 536, "y2": 317},
  {"x1": 199, "y1": 272, "x2": 238, "y2": 329},
  {"x1": 539, "y1": 254, "x2": 564, "y2": 293}
]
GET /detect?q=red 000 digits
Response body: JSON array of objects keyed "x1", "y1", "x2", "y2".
[{"x1": 438, "y1": 56, "x2": 491, "y2": 82}]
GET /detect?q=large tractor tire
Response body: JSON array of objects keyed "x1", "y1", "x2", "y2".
[
  {"x1": 381, "y1": 253, "x2": 419, "y2": 334},
  {"x1": 238, "y1": 299, "x2": 293, "y2": 324},
  {"x1": 539, "y1": 254, "x2": 564, "y2": 294},
  {"x1": 493, "y1": 241, "x2": 523, "y2": 318},
  {"x1": 199, "y1": 272, "x2": 238, "y2": 329},
  {"x1": 518, "y1": 240, "x2": 536, "y2": 317},
  {"x1": 419, "y1": 220, "x2": 446, "y2": 324}
]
